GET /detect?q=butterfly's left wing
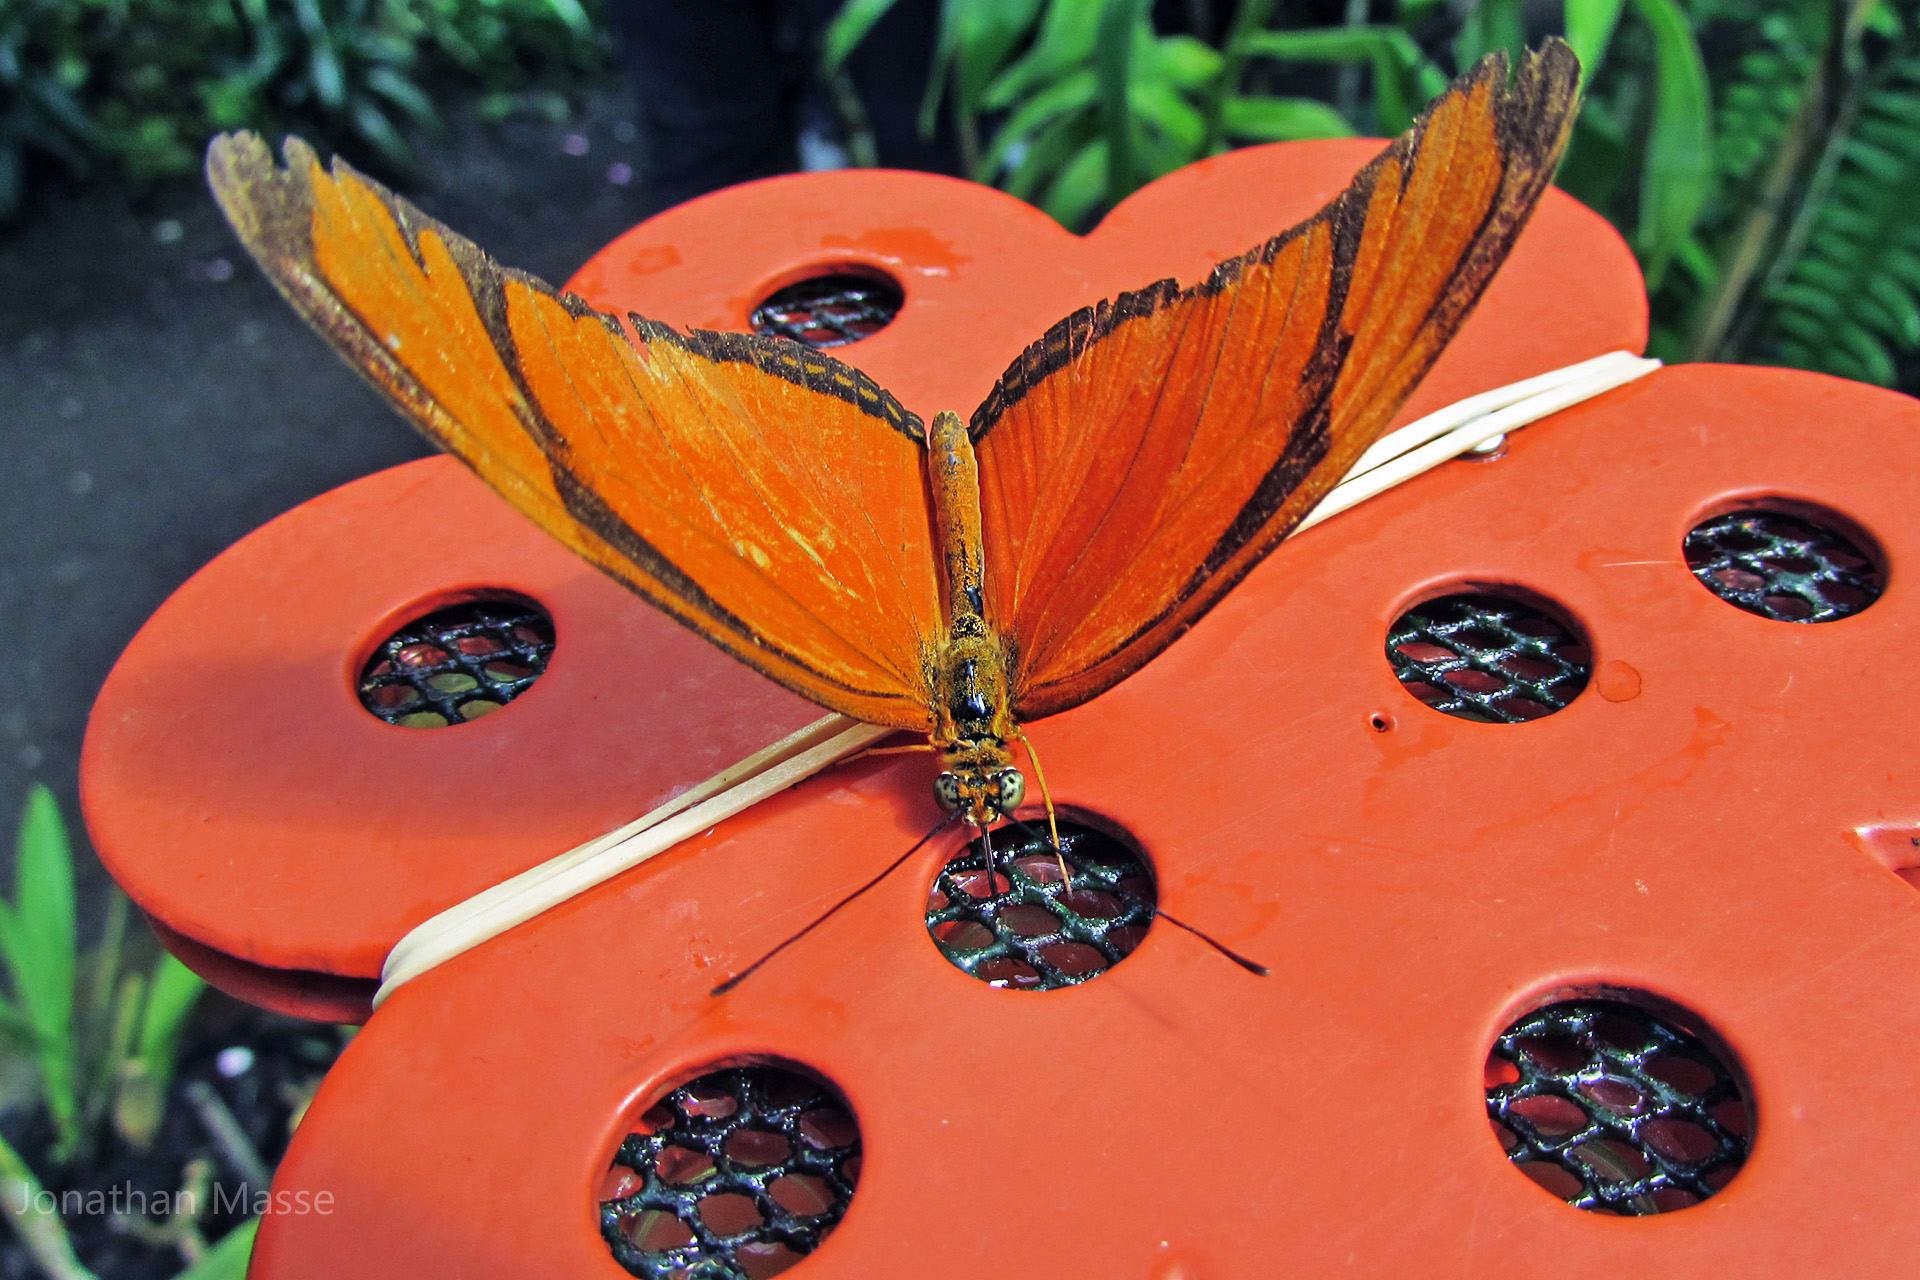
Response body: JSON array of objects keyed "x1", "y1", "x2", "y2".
[
  {"x1": 974, "y1": 42, "x2": 1580, "y2": 721},
  {"x1": 208, "y1": 134, "x2": 946, "y2": 730}
]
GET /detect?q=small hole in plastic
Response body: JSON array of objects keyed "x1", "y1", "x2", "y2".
[
  {"x1": 750, "y1": 272, "x2": 904, "y2": 348},
  {"x1": 359, "y1": 599, "x2": 553, "y2": 728},
  {"x1": 926, "y1": 820, "x2": 1154, "y2": 990},
  {"x1": 601, "y1": 1065, "x2": 858, "y2": 1279},
  {"x1": 1684, "y1": 506, "x2": 1882, "y2": 623},
  {"x1": 1388, "y1": 592, "x2": 1590, "y2": 722},
  {"x1": 1485, "y1": 997, "x2": 1751, "y2": 1214}
]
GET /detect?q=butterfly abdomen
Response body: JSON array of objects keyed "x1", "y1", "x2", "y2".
[{"x1": 924, "y1": 410, "x2": 1022, "y2": 820}]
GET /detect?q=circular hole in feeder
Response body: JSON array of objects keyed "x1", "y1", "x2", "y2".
[
  {"x1": 925, "y1": 820, "x2": 1155, "y2": 990},
  {"x1": 1484, "y1": 996, "x2": 1752, "y2": 1215},
  {"x1": 1683, "y1": 506, "x2": 1883, "y2": 624},
  {"x1": 600, "y1": 1064, "x2": 859, "y2": 1279},
  {"x1": 749, "y1": 271, "x2": 904, "y2": 349},
  {"x1": 358, "y1": 598, "x2": 554, "y2": 728},
  {"x1": 1387, "y1": 592, "x2": 1591, "y2": 723}
]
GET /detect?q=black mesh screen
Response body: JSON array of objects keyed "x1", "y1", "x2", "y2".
[
  {"x1": 1684, "y1": 509, "x2": 1882, "y2": 623},
  {"x1": 357, "y1": 599, "x2": 554, "y2": 728},
  {"x1": 926, "y1": 821, "x2": 1155, "y2": 990},
  {"x1": 749, "y1": 274, "x2": 903, "y2": 348},
  {"x1": 600, "y1": 1066, "x2": 861, "y2": 1280},
  {"x1": 1388, "y1": 593, "x2": 1592, "y2": 723},
  {"x1": 1486, "y1": 999, "x2": 1751, "y2": 1214}
]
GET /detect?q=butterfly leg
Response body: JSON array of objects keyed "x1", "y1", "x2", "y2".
[
  {"x1": 843, "y1": 742, "x2": 938, "y2": 764},
  {"x1": 1010, "y1": 726, "x2": 1067, "y2": 884}
]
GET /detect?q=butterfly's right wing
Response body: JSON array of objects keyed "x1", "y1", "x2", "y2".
[
  {"x1": 208, "y1": 134, "x2": 944, "y2": 730},
  {"x1": 974, "y1": 43, "x2": 1580, "y2": 721}
]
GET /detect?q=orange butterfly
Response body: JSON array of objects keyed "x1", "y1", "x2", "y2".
[{"x1": 207, "y1": 43, "x2": 1577, "y2": 828}]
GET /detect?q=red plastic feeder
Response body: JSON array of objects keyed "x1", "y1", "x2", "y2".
[{"x1": 83, "y1": 141, "x2": 1920, "y2": 1276}]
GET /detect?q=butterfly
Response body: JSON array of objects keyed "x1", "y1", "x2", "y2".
[{"x1": 207, "y1": 42, "x2": 1578, "y2": 830}]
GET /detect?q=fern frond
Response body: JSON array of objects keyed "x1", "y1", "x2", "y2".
[
  {"x1": 1754, "y1": 53, "x2": 1920, "y2": 386},
  {"x1": 1701, "y1": 11, "x2": 1823, "y2": 235}
]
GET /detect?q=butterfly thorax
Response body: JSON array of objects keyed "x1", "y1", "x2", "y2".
[
  {"x1": 930, "y1": 614, "x2": 1022, "y2": 821},
  {"x1": 926, "y1": 410, "x2": 1023, "y2": 823}
]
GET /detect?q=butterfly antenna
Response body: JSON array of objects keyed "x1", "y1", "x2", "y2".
[
  {"x1": 1136, "y1": 903, "x2": 1270, "y2": 976},
  {"x1": 1010, "y1": 726, "x2": 1067, "y2": 882},
  {"x1": 1000, "y1": 816, "x2": 1269, "y2": 978},
  {"x1": 711, "y1": 811, "x2": 964, "y2": 996}
]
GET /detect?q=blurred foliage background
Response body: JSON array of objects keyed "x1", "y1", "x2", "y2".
[
  {"x1": 0, "y1": 0, "x2": 608, "y2": 210},
  {"x1": 4, "y1": 1, "x2": 1919, "y2": 387},
  {"x1": 827, "y1": 0, "x2": 1920, "y2": 386}
]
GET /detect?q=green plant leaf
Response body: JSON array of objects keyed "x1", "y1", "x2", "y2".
[
  {"x1": 1862, "y1": 0, "x2": 1901, "y2": 38},
  {"x1": 821, "y1": 0, "x2": 903, "y2": 76},
  {"x1": 537, "y1": 0, "x2": 593, "y2": 38},
  {"x1": 1630, "y1": 0, "x2": 1714, "y2": 290},
  {"x1": 1843, "y1": 136, "x2": 1907, "y2": 183},
  {"x1": 198, "y1": 75, "x2": 260, "y2": 130},
  {"x1": 1885, "y1": 246, "x2": 1920, "y2": 290},
  {"x1": 117, "y1": 948, "x2": 208, "y2": 1152},
  {"x1": 984, "y1": 0, "x2": 1106, "y2": 111},
  {"x1": 978, "y1": 68, "x2": 1097, "y2": 178},
  {"x1": 294, "y1": 0, "x2": 346, "y2": 111},
  {"x1": 1565, "y1": 0, "x2": 1628, "y2": 82},
  {"x1": 1004, "y1": 112, "x2": 1098, "y2": 200},
  {"x1": 10, "y1": 785, "x2": 78, "y2": 1158},
  {"x1": 1146, "y1": 34, "x2": 1223, "y2": 89},
  {"x1": 347, "y1": 97, "x2": 415, "y2": 170},
  {"x1": 363, "y1": 66, "x2": 438, "y2": 129},
  {"x1": 0, "y1": 1129, "x2": 95, "y2": 1280},
  {"x1": 109, "y1": 970, "x2": 159, "y2": 1148},
  {"x1": 0, "y1": 991, "x2": 38, "y2": 1052},
  {"x1": 1234, "y1": 25, "x2": 1422, "y2": 64},
  {"x1": 1042, "y1": 137, "x2": 1109, "y2": 228},
  {"x1": 171, "y1": 1218, "x2": 258, "y2": 1280},
  {"x1": 1095, "y1": 0, "x2": 1148, "y2": 207},
  {"x1": 1222, "y1": 95, "x2": 1356, "y2": 141},
  {"x1": 1131, "y1": 80, "x2": 1205, "y2": 155},
  {"x1": 1454, "y1": 0, "x2": 1525, "y2": 67},
  {"x1": 1837, "y1": 320, "x2": 1897, "y2": 384},
  {"x1": 1232, "y1": 25, "x2": 1445, "y2": 133},
  {"x1": 75, "y1": 887, "x2": 129, "y2": 1136},
  {"x1": 137, "y1": 954, "x2": 205, "y2": 1071},
  {"x1": 23, "y1": 78, "x2": 94, "y2": 144},
  {"x1": 1774, "y1": 281, "x2": 1845, "y2": 319},
  {"x1": 1861, "y1": 281, "x2": 1920, "y2": 346},
  {"x1": 950, "y1": 0, "x2": 1048, "y2": 115},
  {"x1": 1674, "y1": 233, "x2": 1717, "y2": 289}
]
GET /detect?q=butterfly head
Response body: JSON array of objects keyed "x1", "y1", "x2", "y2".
[{"x1": 933, "y1": 751, "x2": 1025, "y2": 824}]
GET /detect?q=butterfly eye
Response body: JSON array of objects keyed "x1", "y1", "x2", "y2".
[
  {"x1": 991, "y1": 769, "x2": 1025, "y2": 813},
  {"x1": 933, "y1": 773, "x2": 964, "y2": 812}
]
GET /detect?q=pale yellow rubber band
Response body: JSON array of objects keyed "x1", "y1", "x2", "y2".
[{"x1": 373, "y1": 350, "x2": 1659, "y2": 1008}]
